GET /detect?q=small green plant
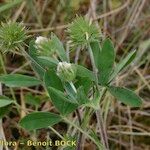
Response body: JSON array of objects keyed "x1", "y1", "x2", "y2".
[{"x1": 0, "y1": 17, "x2": 142, "y2": 150}]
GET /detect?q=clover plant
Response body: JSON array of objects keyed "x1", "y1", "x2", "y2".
[{"x1": 0, "y1": 17, "x2": 142, "y2": 150}]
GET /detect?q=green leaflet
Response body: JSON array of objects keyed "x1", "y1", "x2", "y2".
[
  {"x1": 47, "y1": 87, "x2": 78, "y2": 115},
  {"x1": 0, "y1": 105, "x2": 12, "y2": 119},
  {"x1": 44, "y1": 70, "x2": 78, "y2": 115},
  {"x1": 36, "y1": 56, "x2": 58, "y2": 69},
  {"x1": 75, "y1": 76, "x2": 93, "y2": 94},
  {"x1": 25, "y1": 93, "x2": 41, "y2": 107},
  {"x1": 109, "y1": 50, "x2": 136, "y2": 82},
  {"x1": 108, "y1": 86, "x2": 142, "y2": 107},
  {"x1": 90, "y1": 41, "x2": 101, "y2": 68},
  {"x1": 0, "y1": 96, "x2": 14, "y2": 108},
  {"x1": 75, "y1": 64, "x2": 96, "y2": 81},
  {"x1": 76, "y1": 86, "x2": 89, "y2": 105},
  {"x1": 51, "y1": 33, "x2": 68, "y2": 61},
  {"x1": 0, "y1": 74, "x2": 41, "y2": 87},
  {"x1": 64, "y1": 82, "x2": 77, "y2": 101},
  {"x1": 44, "y1": 69, "x2": 64, "y2": 91},
  {"x1": 20, "y1": 112, "x2": 62, "y2": 130},
  {"x1": 97, "y1": 39, "x2": 115, "y2": 85}
]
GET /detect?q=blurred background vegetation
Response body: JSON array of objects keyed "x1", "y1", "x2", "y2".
[{"x1": 0, "y1": 0, "x2": 150, "y2": 150}]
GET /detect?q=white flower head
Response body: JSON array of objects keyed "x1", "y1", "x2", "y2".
[
  {"x1": 35, "y1": 36, "x2": 48, "y2": 47},
  {"x1": 57, "y1": 62, "x2": 76, "y2": 82},
  {"x1": 57, "y1": 62, "x2": 71, "y2": 72}
]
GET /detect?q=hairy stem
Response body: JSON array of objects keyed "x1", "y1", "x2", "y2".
[
  {"x1": 87, "y1": 44, "x2": 109, "y2": 150},
  {"x1": 63, "y1": 117, "x2": 103, "y2": 149},
  {"x1": 0, "y1": 83, "x2": 9, "y2": 150},
  {"x1": 49, "y1": 126, "x2": 65, "y2": 140},
  {"x1": 69, "y1": 82, "x2": 82, "y2": 150}
]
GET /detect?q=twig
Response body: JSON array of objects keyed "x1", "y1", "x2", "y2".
[
  {"x1": 27, "y1": 24, "x2": 68, "y2": 33},
  {"x1": 63, "y1": 117, "x2": 103, "y2": 149},
  {"x1": 95, "y1": 0, "x2": 130, "y2": 20},
  {"x1": 75, "y1": 47, "x2": 81, "y2": 64},
  {"x1": 117, "y1": 0, "x2": 146, "y2": 47},
  {"x1": 127, "y1": 106, "x2": 134, "y2": 150},
  {"x1": 108, "y1": 131, "x2": 150, "y2": 136},
  {"x1": 0, "y1": 83, "x2": 9, "y2": 150},
  {"x1": 12, "y1": 1, "x2": 26, "y2": 22}
]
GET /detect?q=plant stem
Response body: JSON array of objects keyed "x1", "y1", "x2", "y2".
[
  {"x1": 87, "y1": 44, "x2": 109, "y2": 150},
  {"x1": 49, "y1": 126, "x2": 65, "y2": 140},
  {"x1": 69, "y1": 82, "x2": 82, "y2": 150},
  {"x1": 63, "y1": 117, "x2": 103, "y2": 150},
  {"x1": 87, "y1": 44, "x2": 99, "y2": 90},
  {"x1": 0, "y1": 83, "x2": 9, "y2": 150}
]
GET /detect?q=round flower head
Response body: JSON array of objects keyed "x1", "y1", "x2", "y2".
[
  {"x1": 35, "y1": 36, "x2": 56, "y2": 57},
  {"x1": 0, "y1": 21, "x2": 26, "y2": 53},
  {"x1": 68, "y1": 16, "x2": 100, "y2": 46},
  {"x1": 57, "y1": 62, "x2": 76, "y2": 82},
  {"x1": 35, "y1": 36, "x2": 48, "y2": 48}
]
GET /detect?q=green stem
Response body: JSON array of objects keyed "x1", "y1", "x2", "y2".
[
  {"x1": 87, "y1": 44, "x2": 99, "y2": 90},
  {"x1": 63, "y1": 117, "x2": 103, "y2": 150},
  {"x1": 87, "y1": 43, "x2": 109, "y2": 150},
  {"x1": 69, "y1": 82, "x2": 82, "y2": 150},
  {"x1": 49, "y1": 126, "x2": 65, "y2": 140}
]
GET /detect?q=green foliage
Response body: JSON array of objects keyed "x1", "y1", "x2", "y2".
[
  {"x1": 0, "y1": 22, "x2": 26, "y2": 53},
  {"x1": 19, "y1": 112, "x2": 62, "y2": 130},
  {"x1": 64, "y1": 82, "x2": 76, "y2": 101},
  {"x1": 50, "y1": 33, "x2": 68, "y2": 61},
  {"x1": 97, "y1": 39, "x2": 115, "y2": 85},
  {"x1": 36, "y1": 56, "x2": 58, "y2": 69},
  {"x1": 0, "y1": 17, "x2": 143, "y2": 149},
  {"x1": 75, "y1": 64, "x2": 96, "y2": 81},
  {"x1": 0, "y1": 74, "x2": 41, "y2": 87},
  {"x1": 47, "y1": 87, "x2": 78, "y2": 115},
  {"x1": 44, "y1": 69, "x2": 64, "y2": 91},
  {"x1": 0, "y1": 96, "x2": 14, "y2": 108},
  {"x1": 35, "y1": 33, "x2": 67, "y2": 61},
  {"x1": 25, "y1": 93, "x2": 41, "y2": 107},
  {"x1": 28, "y1": 40, "x2": 46, "y2": 77},
  {"x1": 0, "y1": 105, "x2": 12, "y2": 119},
  {"x1": 68, "y1": 16, "x2": 100, "y2": 46},
  {"x1": 90, "y1": 41, "x2": 101, "y2": 68},
  {"x1": 0, "y1": 0, "x2": 23, "y2": 13},
  {"x1": 109, "y1": 50, "x2": 136, "y2": 82},
  {"x1": 75, "y1": 76, "x2": 93, "y2": 94},
  {"x1": 76, "y1": 86, "x2": 89, "y2": 105},
  {"x1": 108, "y1": 86, "x2": 142, "y2": 107}
]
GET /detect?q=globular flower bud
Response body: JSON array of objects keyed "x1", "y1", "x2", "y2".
[
  {"x1": 35, "y1": 36, "x2": 48, "y2": 48},
  {"x1": 35, "y1": 36, "x2": 56, "y2": 57},
  {"x1": 57, "y1": 62, "x2": 76, "y2": 82}
]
